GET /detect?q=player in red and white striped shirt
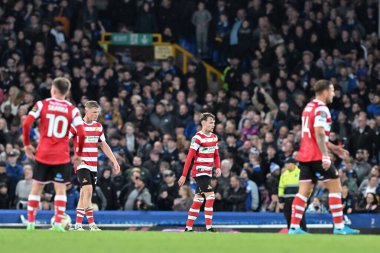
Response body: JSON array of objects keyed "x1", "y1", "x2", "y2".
[
  {"x1": 69, "y1": 101, "x2": 120, "y2": 231},
  {"x1": 178, "y1": 113, "x2": 221, "y2": 232}
]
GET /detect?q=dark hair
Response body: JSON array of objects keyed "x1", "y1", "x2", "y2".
[
  {"x1": 85, "y1": 100, "x2": 100, "y2": 109},
  {"x1": 200, "y1": 112, "x2": 215, "y2": 123},
  {"x1": 52, "y1": 77, "x2": 71, "y2": 95},
  {"x1": 313, "y1": 79, "x2": 331, "y2": 95}
]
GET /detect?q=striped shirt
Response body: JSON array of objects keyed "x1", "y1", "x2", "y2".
[
  {"x1": 189, "y1": 131, "x2": 219, "y2": 178},
  {"x1": 298, "y1": 99, "x2": 332, "y2": 162},
  {"x1": 69, "y1": 121, "x2": 105, "y2": 172}
]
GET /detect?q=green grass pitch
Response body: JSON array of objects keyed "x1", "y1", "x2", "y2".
[{"x1": 0, "y1": 229, "x2": 379, "y2": 253}]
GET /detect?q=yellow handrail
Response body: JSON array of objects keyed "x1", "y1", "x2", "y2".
[{"x1": 98, "y1": 33, "x2": 222, "y2": 90}]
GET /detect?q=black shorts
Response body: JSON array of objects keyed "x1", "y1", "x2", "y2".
[
  {"x1": 33, "y1": 161, "x2": 72, "y2": 184},
  {"x1": 77, "y1": 169, "x2": 97, "y2": 189},
  {"x1": 194, "y1": 176, "x2": 213, "y2": 194},
  {"x1": 299, "y1": 161, "x2": 339, "y2": 184}
]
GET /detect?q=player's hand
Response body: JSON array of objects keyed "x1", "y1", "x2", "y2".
[
  {"x1": 215, "y1": 168, "x2": 221, "y2": 177},
  {"x1": 322, "y1": 155, "x2": 331, "y2": 170},
  {"x1": 335, "y1": 147, "x2": 350, "y2": 159},
  {"x1": 25, "y1": 145, "x2": 35, "y2": 160},
  {"x1": 178, "y1": 176, "x2": 186, "y2": 186},
  {"x1": 113, "y1": 161, "x2": 120, "y2": 174},
  {"x1": 73, "y1": 155, "x2": 82, "y2": 167}
]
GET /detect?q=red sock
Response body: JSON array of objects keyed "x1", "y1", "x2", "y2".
[
  {"x1": 186, "y1": 197, "x2": 204, "y2": 230},
  {"x1": 329, "y1": 193, "x2": 344, "y2": 229},
  {"x1": 54, "y1": 195, "x2": 67, "y2": 224},
  {"x1": 27, "y1": 195, "x2": 40, "y2": 224},
  {"x1": 85, "y1": 207, "x2": 95, "y2": 225},
  {"x1": 290, "y1": 194, "x2": 307, "y2": 229},
  {"x1": 76, "y1": 208, "x2": 85, "y2": 225},
  {"x1": 204, "y1": 194, "x2": 215, "y2": 229}
]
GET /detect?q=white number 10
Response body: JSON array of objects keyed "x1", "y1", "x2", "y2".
[
  {"x1": 46, "y1": 113, "x2": 68, "y2": 138},
  {"x1": 301, "y1": 116, "x2": 311, "y2": 138}
]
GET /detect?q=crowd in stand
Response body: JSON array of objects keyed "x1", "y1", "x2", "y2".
[{"x1": 0, "y1": 0, "x2": 380, "y2": 213}]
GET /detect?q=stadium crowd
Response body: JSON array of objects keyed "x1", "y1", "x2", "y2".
[{"x1": 0, "y1": 0, "x2": 380, "y2": 214}]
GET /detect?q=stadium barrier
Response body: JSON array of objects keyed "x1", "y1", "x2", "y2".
[{"x1": 0, "y1": 210, "x2": 379, "y2": 229}]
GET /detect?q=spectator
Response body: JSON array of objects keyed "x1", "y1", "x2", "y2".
[
  {"x1": 5, "y1": 150, "x2": 23, "y2": 203},
  {"x1": 306, "y1": 197, "x2": 328, "y2": 213},
  {"x1": 224, "y1": 176, "x2": 247, "y2": 211},
  {"x1": 156, "y1": 170, "x2": 179, "y2": 210},
  {"x1": 359, "y1": 175, "x2": 379, "y2": 198},
  {"x1": 0, "y1": 183, "x2": 9, "y2": 209},
  {"x1": 97, "y1": 168, "x2": 118, "y2": 210},
  {"x1": 353, "y1": 149, "x2": 372, "y2": 184},
  {"x1": 65, "y1": 183, "x2": 79, "y2": 210},
  {"x1": 124, "y1": 177, "x2": 152, "y2": 211},
  {"x1": 192, "y1": 1, "x2": 212, "y2": 55},
  {"x1": 341, "y1": 184, "x2": 355, "y2": 215},
  {"x1": 240, "y1": 169, "x2": 259, "y2": 211},
  {"x1": 357, "y1": 193, "x2": 380, "y2": 214},
  {"x1": 14, "y1": 164, "x2": 33, "y2": 209},
  {"x1": 217, "y1": 159, "x2": 232, "y2": 194},
  {"x1": 173, "y1": 185, "x2": 193, "y2": 211}
]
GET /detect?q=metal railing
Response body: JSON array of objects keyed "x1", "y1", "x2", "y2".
[{"x1": 99, "y1": 33, "x2": 222, "y2": 90}]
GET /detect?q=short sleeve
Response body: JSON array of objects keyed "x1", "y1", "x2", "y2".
[
  {"x1": 72, "y1": 107, "x2": 83, "y2": 127},
  {"x1": 314, "y1": 106, "x2": 329, "y2": 129},
  {"x1": 28, "y1": 101, "x2": 43, "y2": 119}
]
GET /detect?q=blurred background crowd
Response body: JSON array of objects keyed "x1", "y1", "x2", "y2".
[{"x1": 0, "y1": 0, "x2": 379, "y2": 214}]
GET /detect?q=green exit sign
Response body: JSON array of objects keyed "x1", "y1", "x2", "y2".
[{"x1": 111, "y1": 33, "x2": 153, "y2": 46}]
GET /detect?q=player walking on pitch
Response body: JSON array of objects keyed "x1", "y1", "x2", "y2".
[
  {"x1": 23, "y1": 77, "x2": 85, "y2": 232},
  {"x1": 69, "y1": 101, "x2": 120, "y2": 231},
  {"x1": 288, "y1": 80, "x2": 360, "y2": 235},
  {"x1": 178, "y1": 113, "x2": 221, "y2": 232}
]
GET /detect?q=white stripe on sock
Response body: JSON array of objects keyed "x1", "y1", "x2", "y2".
[
  {"x1": 296, "y1": 194, "x2": 308, "y2": 202},
  {"x1": 332, "y1": 211, "x2": 343, "y2": 217}
]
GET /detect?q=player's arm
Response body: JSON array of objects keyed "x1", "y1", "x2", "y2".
[
  {"x1": 99, "y1": 141, "x2": 120, "y2": 174},
  {"x1": 178, "y1": 136, "x2": 200, "y2": 186},
  {"x1": 72, "y1": 108, "x2": 85, "y2": 166},
  {"x1": 314, "y1": 107, "x2": 331, "y2": 169},
  {"x1": 327, "y1": 142, "x2": 349, "y2": 159},
  {"x1": 22, "y1": 101, "x2": 42, "y2": 159},
  {"x1": 214, "y1": 143, "x2": 221, "y2": 177}
]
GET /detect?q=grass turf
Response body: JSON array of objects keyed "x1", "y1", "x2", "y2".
[{"x1": 0, "y1": 229, "x2": 379, "y2": 253}]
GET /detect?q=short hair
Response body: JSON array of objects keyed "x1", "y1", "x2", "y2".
[
  {"x1": 313, "y1": 79, "x2": 331, "y2": 95},
  {"x1": 85, "y1": 100, "x2": 100, "y2": 109},
  {"x1": 200, "y1": 112, "x2": 215, "y2": 123},
  {"x1": 52, "y1": 77, "x2": 71, "y2": 95}
]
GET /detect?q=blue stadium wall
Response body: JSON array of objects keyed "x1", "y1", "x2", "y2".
[{"x1": 0, "y1": 210, "x2": 379, "y2": 232}]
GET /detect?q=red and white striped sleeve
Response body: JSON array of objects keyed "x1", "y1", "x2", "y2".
[{"x1": 190, "y1": 134, "x2": 201, "y2": 151}]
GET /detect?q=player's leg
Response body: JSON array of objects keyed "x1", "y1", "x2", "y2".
[
  {"x1": 51, "y1": 163, "x2": 72, "y2": 232},
  {"x1": 204, "y1": 191, "x2": 216, "y2": 232},
  {"x1": 324, "y1": 176, "x2": 360, "y2": 234},
  {"x1": 289, "y1": 162, "x2": 315, "y2": 233},
  {"x1": 52, "y1": 182, "x2": 67, "y2": 232},
  {"x1": 74, "y1": 189, "x2": 86, "y2": 230},
  {"x1": 27, "y1": 161, "x2": 49, "y2": 230},
  {"x1": 26, "y1": 181, "x2": 44, "y2": 230},
  {"x1": 85, "y1": 172, "x2": 100, "y2": 231},
  {"x1": 289, "y1": 181, "x2": 313, "y2": 232},
  {"x1": 185, "y1": 193, "x2": 204, "y2": 231},
  {"x1": 75, "y1": 169, "x2": 88, "y2": 230}
]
